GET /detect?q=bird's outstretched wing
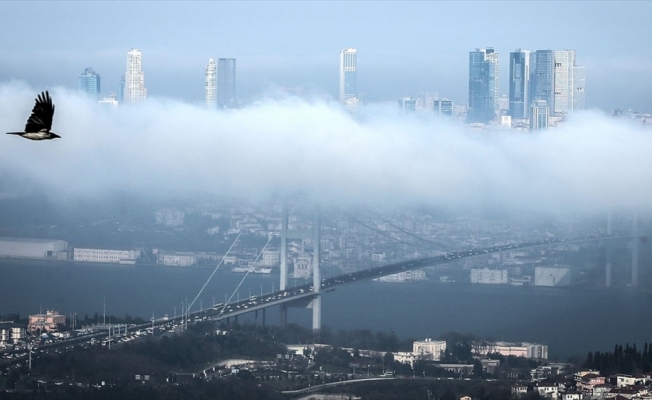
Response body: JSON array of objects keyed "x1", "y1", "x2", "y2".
[{"x1": 24, "y1": 91, "x2": 55, "y2": 133}]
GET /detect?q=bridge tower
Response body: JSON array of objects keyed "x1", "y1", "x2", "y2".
[
  {"x1": 279, "y1": 202, "x2": 322, "y2": 331},
  {"x1": 632, "y1": 212, "x2": 639, "y2": 287},
  {"x1": 606, "y1": 213, "x2": 612, "y2": 287}
]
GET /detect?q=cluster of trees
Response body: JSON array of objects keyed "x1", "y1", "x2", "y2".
[{"x1": 584, "y1": 343, "x2": 652, "y2": 375}]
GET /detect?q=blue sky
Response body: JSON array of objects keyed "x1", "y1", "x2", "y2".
[{"x1": 1, "y1": 1, "x2": 651, "y2": 111}]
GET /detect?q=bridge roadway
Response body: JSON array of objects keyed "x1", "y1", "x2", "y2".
[{"x1": 176, "y1": 234, "x2": 630, "y2": 325}]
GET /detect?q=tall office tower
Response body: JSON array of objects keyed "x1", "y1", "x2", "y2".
[
  {"x1": 339, "y1": 48, "x2": 357, "y2": 104},
  {"x1": 217, "y1": 58, "x2": 236, "y2": 108},
  {"x1": 398, "y1": 97, "x2": 417, "y2": 112},
  {"x1": 125, "y1": 48, "x2": 147, "y2": 104},
  {"x1": 467, "y1": 48, "x2": 499, "y2": 124},
  {"x1": 530, "y1": 50, "x2": 555, "y2": 113},
  {"x1": 572, "y1": 65, "x2": 586, "y2": 110},
  {"x1": 530, "y1": 99, "x2": 549, "y2": 131},
  {"x1": 508, "y1": 49, "x2": 530, "y2": 119},
  {"x1": 553, "y1": 50, "x2": 575, "y2": 115},
  {"x1": 205, "y1": 59, "x2": 217, "y2": 108},
  {"x1": 78, "y1": 67, "x2": 101, "y2": 97}
]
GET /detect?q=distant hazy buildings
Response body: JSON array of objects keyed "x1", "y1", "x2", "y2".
[
  {"x1": 98, "y1": 93, "x2": 118, "y2": 107},
  {"x1": 78, "y1": 67, "x2": 100, "y2": 97},
  {"x1": 508, "y1": 49, "x2": 530, "y2": 119},
  {"x1": 529, "y1": 49, "x2": 585, "y2": 117},
  {"x1": 205, "y1": 58, "x2": 217, "y2": 108},
  {"x1": 217, "y1": 58, "x2": 236, "y2": 108},
  {"x1": 125, "y1": 48, "x2": 147, "y2": 104},
  {"x1": 28, "y1": 310, "x2": 66, "y2": 333},
  {"x1": 73, "y1": 248, "x2": 141, "y2": 263},
  {"x1": 470, "y1": 268, "x2": 508, "y2": 284},
  {"x1": 530, "y1": 50, "x2": 555, "y2": 115},
  {"x1": 467, "y1": 48, "x2": 499, "y2": 124},
  {"x1": 0, "y1": 237, "x2": 68, "y2": 259},
  {"x1": 530, "y1": 99, "x2": 550, "y2": 131},
  {"x1": 413, "y1": 338, "x2": 447, "y2": 361},
  {"x1": 473, "y1": 341, "x2": 548, "y2": 359},
  {"x1": 398, "y1": 97, "x2": 417, "y2": 112},
  {"x1": 434, "y1": 99, "x2": 454, "y2": 116},
  {"x1": 534, "y1": 266, "x2": 571, "y2": 286},
  {"x1": 339, "y1": 48, "x2": 357, "y2": 105}
]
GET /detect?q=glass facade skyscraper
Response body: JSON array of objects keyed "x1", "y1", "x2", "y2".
[
  {"x1": 217, "y1": 58, "x2": 236, "y2": 108},
  {"x1": 553, "y1": 50, "x2": 575, "y2": 115},
  {"x1": 467, "y1": 48, "x2": 498, "y2": 124},
  {"x1": 339, "y1": 48, "x2": 357, "y2": 104},
  {"x1": 78, "y1": 67, "x2": 100, "y2": 97},
  {"x1": 530, "y1": 50, "x2": 555, "y2": 113},
  {"x1": 508, "y1": 49, "x2": 530, "y2": 119}
]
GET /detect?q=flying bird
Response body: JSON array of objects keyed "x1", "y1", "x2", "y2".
[{"x1": 6, "y1": 91, "x2": 61, "y2": 140}]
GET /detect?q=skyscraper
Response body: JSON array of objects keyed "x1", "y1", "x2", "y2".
[
  {"x1": 205, "y1": 59, "x2": 217, "y2": 108},
  {"x1": 553, "y1": 50, "x2": 575, "y2": 115},
  {"x1": 78, "y1": 67, "x2": 101, "y2": 97},
  {"x1": 530, "y1": 99, "x2": 550, "y2": 131},
  {"x1": 125, "y1": 48, "x2": 146, "y2": 104},
  {"x1": 217, "y1": 58, "x2": 236, "y2": 108},
  {"x1": 467, "y1": 48, "x2": 499, "y2": 124},
  {"x1": 508, "y1": 49, "x2": 530, "y2": 119},
  {"x1": 434, "y1": 99, "x2": 454, "y2": 116},
  {"x1": 339, "y1": 48, "x2": 357, "y2": 104},
  {"x1": 530, "y1": 50, "x2": 555, "y2": 113},
  {"x1": 573, "y1": 65, "x2": 586, "y2": 111}
]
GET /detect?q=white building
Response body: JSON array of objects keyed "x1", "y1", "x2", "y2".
[
  {"x1": 534, "y1": 267, "x2": 571, "y2": 287},
  {"x1": 262, "y1": 250, "x2": 280, "y2": 267},
  {"x1": 293, "y1": 255, "x2": 312, "y2": 279},
  {"x1": 205, "y1": 58, "x2": 217, "y2": 108},
  {"x1": 376, "y1": 270, "x2": 426, "y2": 282},
  {"x1": 98, "y1": 93, "x2": 119, "y2": 107},
  {"x1": 125, "y1": 48, "x2": 146, "y2": 104},
  {"x1": 413, "y1": 338, "x2": 446, "y2": 361},
  {"x1": 339, "y1": 48, "x2": 357, "y2": 104},
  {"x1": 158, "y1": 252, "x2": 197, "y2": 266},
  {"x1": 473, "y1": 341, "x2": 548, "y2": 359},
  {"x1": 470, "y1": 268, "x2": 508, "y2": 284},
  {"x1": 554, "y1": 50, "x2": 575, "y2": 115},
  {"x1": 74, "y1": 248, "x2": 141, "y2": 263},
  {"x1": 0, "y1": 237, "x2": 68, "y2": 259}
]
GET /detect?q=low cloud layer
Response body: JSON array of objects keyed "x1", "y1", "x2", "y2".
[{"x1": 0, "y1": 81, "x2": 650, "y2": 213}]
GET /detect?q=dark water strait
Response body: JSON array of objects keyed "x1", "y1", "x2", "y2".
[{"x1": 2, "y1": 259, "x2": 651, "y2": 360}]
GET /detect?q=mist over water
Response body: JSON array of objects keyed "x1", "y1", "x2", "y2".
[{"x1": 0, "y1": 81, "x2": 651, "y2": 214}]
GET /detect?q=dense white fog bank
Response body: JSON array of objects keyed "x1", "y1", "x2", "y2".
[{"x1": 0, "y1": 81, "x2": 650, "y2": 213}]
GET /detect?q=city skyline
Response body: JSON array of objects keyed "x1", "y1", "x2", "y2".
[{"x1": 0, "y1": 2, "x2": 650, "y2": 111}]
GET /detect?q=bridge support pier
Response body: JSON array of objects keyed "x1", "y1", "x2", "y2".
[
  {"x1": 280, "y1": 304, "x2": 287, "y2": 328},
  {"x1": 262, "y1": 308, "x2": 266, "y2": 327},
  {"x1": 632, "y1": 213, "x2": 639, "y2": 287},
  {"x1": 606, "y1": 213, "x2": 612, "y2": 287}
]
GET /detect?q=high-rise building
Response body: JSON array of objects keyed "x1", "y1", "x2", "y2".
[
  {"x1": 398, "y1": 97, "x2": 417, "y2": 112},
  {"x1": 553, "y1": 50, "x2": 575, "y2": 115},
  {"x1": 573, "y1": 65, "x2": 586, "y2": 111},
  {"x1": 217, "y1": 58, "x2": 236, "y2": 108},
  {"x1": 530, "y1": 99, "x2": 549, "y2": 131},
  {"x1": 119, "y1": 74, "x2": 125, "y2": 103},
  {"x1": 434, "y1": 99, "x2": 454, "y2": 116},
  {"x1": 467, "y1": 47, "x2": 499, "y2": 124},
  {"x1": 530, "y1": 50, "x2": 555, "y2": 113},
  {"x1": 205, "y1": 59, "x2": 217, "y2": 108},
  {"x1": 125, "y1": 48, "x2": 146, "y2": 104},
  {"x1": 508, "y1": 49, "x2": 530, "y2": 119},
  {"x1": 339, "y1": 48, "x2": 357, "y2": 104},
  {"x1": 78, "y1": 67, "x2": 101, "y2": 97}
]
